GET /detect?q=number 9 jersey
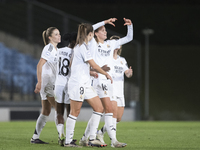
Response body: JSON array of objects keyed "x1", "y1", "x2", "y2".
[{"x1": 55, "y1": 47, "x2": 72, "y2": 86}]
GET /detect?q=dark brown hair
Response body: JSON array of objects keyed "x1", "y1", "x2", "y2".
[{"x1": 63, "y1": 32, "x2": 77, "y2": 49}]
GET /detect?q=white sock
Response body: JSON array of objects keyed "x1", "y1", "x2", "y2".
[
  {"x1": 81, "y1": 116, "x2": 91, "y2": 141},
  {"x1": 112, "y1": 117, "x2": 117, "y2": 137},
  {"x1": 99, "y1": 124, "x2": 106, "y2": 135},
  {"x1": 55, "y1": 111, "x2": 58, "y2": 130},
  {"x1": 57, "y1": 124, "x2": 64, "y2": 138},
  {"x1": 65, "y1": 114, "x2": 77, "y2": 144},
  {"x1": 105, "y1": 113, "x2": 117, "y2": 144},
  {"x1": 89, "y1": 111, "x2": 102, "y2": 140},
  {"x1": 32, "y1": 114, "x2": 48, "y2": 139}
]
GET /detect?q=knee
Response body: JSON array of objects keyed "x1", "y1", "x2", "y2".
[
  {"x1": 70, "y1": 109, "x2": 80, "y2": 117},
  {"x1": 42, "y1": 109, "x2": 51, "y2": 116},
  {"x1": 104, "y1": 105, "x2": 113, "y2": 113},
  {"x1": 117, "y1": 117, "x2": 121, "y2": 122},
  {"x1": 94, "y1": 106, "x2": 104, "y2": 113}
]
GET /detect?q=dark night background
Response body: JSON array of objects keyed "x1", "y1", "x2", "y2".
[
  {"x1": 1, "y1": 0, "x2": 200, "y2": 120},
  {"x1": 36, "y1": 0, "x2": 200, "y2": 120}
]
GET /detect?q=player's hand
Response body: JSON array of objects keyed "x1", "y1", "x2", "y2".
[
  {"x1": 106, "y1": 73, "x2": 113, "y2": 84},
  {"x1": 34, "y1": 82, "x2": 41, "y2": 93},
  {"x1": 105, "y1": 18, "x2": 117, "y2": 27},
  {"x1": 123, "y1": 18, "x2": 132, "y2": 26},
  {"x1": 126, "y1": 66, "x2": 133, "y2": 78},
  {"x1": 90, "y1": 71, "x2": 98, "y2": 78},
  {"x1": 101, "y1": 65, "x2": 110, "y2": 72}
]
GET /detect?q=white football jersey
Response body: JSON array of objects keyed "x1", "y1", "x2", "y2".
[
  {"x1": 68, "y1": 43, "x2": 93, "y2": 86},
  {"x1": 89, "y1": 24, "x2": 133, "y2": 80},
  {"x1": 112, "y1": 56, "x2": 129, "y2": 97},
  {"x1": 41, "y1": 43, "x2": 57, "y2": 78},
  {"x1": 55, "y1": 47, "x2": 72, "y2": 86}
]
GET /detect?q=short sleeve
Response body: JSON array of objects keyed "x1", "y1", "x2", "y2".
[
  {"x1": 41, "y1": 44, "x2": 53, "y2": 61},
  {"x1": 81, "y1": 44, "x2": 93, "y2": 62},
  {"x1": 123, "y1": 58, "x2": 129, "y2": 72}
]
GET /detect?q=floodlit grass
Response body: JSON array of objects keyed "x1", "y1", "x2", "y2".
[{"x1": 0, "y1": 121, "x2": 200, "y2": 150}]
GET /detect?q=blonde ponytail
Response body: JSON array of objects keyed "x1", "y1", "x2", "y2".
[
  {"x1": 76, "y1": 23, "x2": 93, "y2": 46},
  {"x1": 42, "y1": 30, "x2": 47, "y2": 45},
  {"x1": 42, "y1": 27, "x2": 57, "y2": 45}
]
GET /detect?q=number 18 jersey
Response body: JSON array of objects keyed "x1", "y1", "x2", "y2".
[{"x1": 55, "y1": 47, "x2": 72, "y2": 86}]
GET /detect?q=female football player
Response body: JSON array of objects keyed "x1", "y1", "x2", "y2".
[
  {"x1": 64, "y1": 22, "x2": 112, "y2": 147},
  {"x1": 31, "y1": 27, "x2": 60, "y2": 144}
]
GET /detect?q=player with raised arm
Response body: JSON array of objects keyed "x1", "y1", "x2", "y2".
[
  {"x1": 31, "y1": 27, "x2": 60, "y2": 144},
  {"x1": 80, "y1": 18, "x2": 133, "y2": 148},
  {"x1": 97, "y1": 35, "x2": 133, "y2": 147}
]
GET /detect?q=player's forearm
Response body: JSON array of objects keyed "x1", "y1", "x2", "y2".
[
  {"x1": 36, "y1": 61, "x2": 43, "y2": 83},
  {"x1": 118, "y1": 24, "x2": 133, "y2": 45},
  {"x1": 92, "y1": 21, "x2": 105, "y2": 31}
]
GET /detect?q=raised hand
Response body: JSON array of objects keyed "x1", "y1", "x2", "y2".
[
  {"x1": 123, "y1": 18, "x2": 132, "y2": 26},
  {"x1": 105, "y1": 18, "x2": 117, "y2": 27},
  {"x1": 126, "y1": 66, "x2": 133, "y2": 78}
]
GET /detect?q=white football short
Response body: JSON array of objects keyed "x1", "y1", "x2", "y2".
[
  {"x1": 40, "y1": 75, "x2": 55, "y2": 100},
  {"x1": 92, "y1": 79, "x2": 113, "y2": 99},
  {"x1": 54, "y1": 85, "x2": 70, "y2": 104},
  {"x1": 68, "y1": 83, "x2": 97, "y2": 102},
  {"x1": 111, "y1": 96, "x2": 125, "y2": 107}
]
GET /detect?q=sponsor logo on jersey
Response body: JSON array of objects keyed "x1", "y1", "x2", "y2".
[
  {"x1": 98, "y1": 49, "x2": 111, "y2": 57},
  {"x1": 114, "y1": 66, "x2": 123, "y2": 73}
]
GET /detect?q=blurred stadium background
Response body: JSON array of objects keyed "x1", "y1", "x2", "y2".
[{"x1": 0, "y1": 0, "x2": 200, "y2": 121}]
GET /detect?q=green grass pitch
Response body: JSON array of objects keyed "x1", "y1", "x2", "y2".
[{"x1": 0, "y1": 121, "x2": 200, "y2": 150}]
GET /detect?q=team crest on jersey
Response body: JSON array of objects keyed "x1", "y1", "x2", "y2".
[
  {"x1": 80, "y1": 95, "x2": 83, "y2": 99},
  {"x1": 107, "y1": 44, "x2": 110, "y2": 48},
  {"x1": 120, "y1": 61, "x2": 123, "y2": 65},
  {"x1": 104, "y1": 91, "x2": 107, "y2": 95}
]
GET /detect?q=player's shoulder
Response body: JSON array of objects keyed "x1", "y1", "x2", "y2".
[
  {"x1": 43, "y1": 43, "x2": 54, "y2": 52},
  {"x1": 118, "y1": 55, "x2": 125, "y2": 60},
  {"x1": 118, "y1": 56, "x2": 127, "y2": 62}
]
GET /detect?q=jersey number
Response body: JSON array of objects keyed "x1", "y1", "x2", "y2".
[
  {"x1": 101, "y1": 84, "x2": 108, "y2": 91},
  {"x1": 58, "y1": 57, "x2": 70, "y2": 76},
  {"x1": 80, "y1": 87, "x2": 84, "y2": 95}
]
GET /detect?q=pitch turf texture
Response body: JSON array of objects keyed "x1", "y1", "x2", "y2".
[{"x1": 0, "y1": 121, "x2": 200, "y2": 150}]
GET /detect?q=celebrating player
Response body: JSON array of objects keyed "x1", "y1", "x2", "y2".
[
  {"x1": 80, "y1": 18, "x2": 133, "y2": 148},
  {"x1": 64, "y1": 23, "x2": 112, "y2": 147},
  {"x1": 31, "y1": 27, "x2": 60, "y2": 144},
  {"x1": 96, "y1": 35, "x2": 133, "y2": 147}
]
